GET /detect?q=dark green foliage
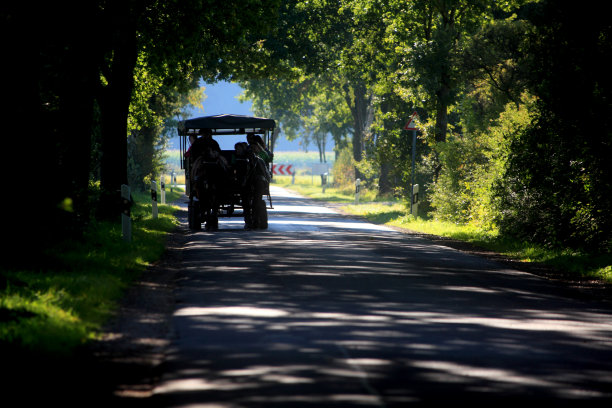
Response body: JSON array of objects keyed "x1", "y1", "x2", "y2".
[
  {"x1": 3, "y1": 0, "x2": 282, "y2": 246},
  {"x1": 4, "y1": 0, "x2": 610, "y2": 257},
  {"x1": 495, "y1": 0, "x2": 612, "y2": 251}
]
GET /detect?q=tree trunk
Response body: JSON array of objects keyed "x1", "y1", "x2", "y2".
[
  {"x1": 315, "y1": 132, "x2": 327, "y2": 163},
  {"x1": 343, "y1": 82, "x2": 373, "y2": 180},
  {"x1": 58, "y1": 16, "x2": 103, "y2": 226},
  {"x1": 98, "y1": 15, "x2": 138, "y2": 219},
  {"x1": 433, "y1": 69, "x2": 451, "y2": 181},
  {"x1": 434, "y1": 72, "x2": 450, "y2": 143},
  {"x1": 378, "y1": 161, "x2": 393, "y2": 196}
]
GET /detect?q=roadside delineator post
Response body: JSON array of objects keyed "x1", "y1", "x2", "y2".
[
  {"x1": 404, "y1": 111, "x2": 420, "y2": 217},
  {"x1": 322, "y1": 172, "x2": 328, "y2": 193},
  {"x1": 311, "y1": 163, "x2": 328, "y2": 185},
  {"x1": 121, "y1": 184, "x2": 132, "y2": 242},
  {"x1": 355, "y1": 178, "x2": 361, "y2": 204},
  {"x1": 412, "y1": 184, "x2": 419, "y2": 217},
  {"x1": 160, "y1": 176, "x2": 166, "y2": 204},
  {"x1": 151, "y1": 180, "x2": 158, "y2": 219}
]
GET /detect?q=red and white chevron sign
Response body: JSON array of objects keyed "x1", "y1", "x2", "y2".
[{"x1": 272, "y1": 164, "x2": 293, "y2": 175}]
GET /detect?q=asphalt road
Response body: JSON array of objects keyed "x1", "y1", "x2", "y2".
[{"x1": 150, "y1": 186, "x2": 612, "y2": 407}]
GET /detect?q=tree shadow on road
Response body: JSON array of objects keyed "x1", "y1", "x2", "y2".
[{"x1": 147, "y1": 214, "x2": 612, "y2": 408}]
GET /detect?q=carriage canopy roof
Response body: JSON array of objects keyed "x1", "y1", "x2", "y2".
[{"x1": 178, "y1": 114, "x2": 276, "y2": 136}]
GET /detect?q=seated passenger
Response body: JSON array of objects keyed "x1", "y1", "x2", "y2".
[
  {"x1": 247, "y1": 133, "x2": 273, "y2": 164},
  {"x1": 191, "y1": 130, "x2": 218, "y2": 157},
  {"x1": 185, "y1": 134, "x2": 197, "y2": 158}
]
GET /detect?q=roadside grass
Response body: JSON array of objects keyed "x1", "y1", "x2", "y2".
[
  {"x1": 162, "y1": 172, "x2": 186, "y2": 186},
  {"x1": 274, "y1": 179, "x2": 612, "y2": 284},
  {"x1": 273, "y1": 174, "x2": 380, "y2": 203},
  {"x1": 0, "y1": 188, "x2": 184, "y2": 356}
]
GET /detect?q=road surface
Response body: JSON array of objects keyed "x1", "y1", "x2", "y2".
[{"x1": 150, "y1": 186, "x2": 612, "y2": 407}]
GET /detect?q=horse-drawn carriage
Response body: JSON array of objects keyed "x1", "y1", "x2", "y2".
[{"x1": 177, "y1": 114, "x2": 276, "y2": 231}]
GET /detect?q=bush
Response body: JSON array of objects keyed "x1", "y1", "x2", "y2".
[
  {"x1": 332, "y1": 147, "x2": 355, "y2": 189},
  {"x1": 430, "y1": 94, "x2": 533, "y2": 230}
]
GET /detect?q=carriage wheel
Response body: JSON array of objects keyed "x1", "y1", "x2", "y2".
[
  {"x1": 205, "y1": 212, "x2": 219, "y2": 231},
  {"x1": 188, "y1": 200, "x2": 194, "y2": 229},
  {"x1": 254, "y1": 199, "x2": 268, "y2": 229},
  {"x1": 260, "y1": 200, "x2": 268, "y2": 229},
  {"x1": 189, "y1": 200, "x2": 202, "y2": 230}
]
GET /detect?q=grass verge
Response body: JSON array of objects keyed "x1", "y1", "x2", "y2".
[
  {"x1": 273, "y1": 174, "x2": 381, "y2": 203},
  {"x1": 0, "y1": 188, "x2": 183, "y2": 357}
]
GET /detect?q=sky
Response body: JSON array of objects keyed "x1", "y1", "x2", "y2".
[
  {"x1": 194, "y1": 81, "x2": 253, "y2": 117},
  {"x1": 170, "y1": 81, "x2": 303, "y2": 151}
]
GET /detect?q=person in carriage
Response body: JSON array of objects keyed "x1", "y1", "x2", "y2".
[
  {"x1": 181, "y1": 114, "x2": 275, "y2": 232},
  {"x1": 247, "y1": 132, "x2": 273, "y2": 164},
  {"x1": 246, "y1": 133, "x2": 272, "y2": 229},
  {"x1": 189, "y1": 130, "x2": 229, "y2": 230}
]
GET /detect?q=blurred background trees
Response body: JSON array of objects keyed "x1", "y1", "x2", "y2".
[
  {"x1": 243, "y1": 0, "x2": 611, "y2": 252},
  {"x1": 3, "y1": 0, "x2": 610, "y2": 254}
]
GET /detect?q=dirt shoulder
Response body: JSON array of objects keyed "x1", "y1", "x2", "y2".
[{"x1": 82, "y1": 206, "x2": 190, "y2": 404}]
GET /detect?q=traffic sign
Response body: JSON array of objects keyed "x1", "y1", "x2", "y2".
[
  {"x1": 272, "y1": 164, "x2": 293, "y2": 175},
  {"x1": 403, "y1": 111, "x2": 419, "y2": 130},
  {"x1": 311, "y1": 163, "x2": 328, "y2": 174}
]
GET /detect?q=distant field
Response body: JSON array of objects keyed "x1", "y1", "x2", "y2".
[
  {"x1": 164, "y1": 150, "x2": 182, "y2": 169},
  {"x1": 164, "y1": 149, "x2": 334, "y2": 174},
  {"x1": 272, "y1": 151, "x2": 335, "y2": 170}
]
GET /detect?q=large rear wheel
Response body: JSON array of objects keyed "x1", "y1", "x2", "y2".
[
  {"x1": 188, "y1": 200, "x2": 202, "y2": 231},
  {"x1": 254, "y1": 199, "x2": 268, "y2": 229}
]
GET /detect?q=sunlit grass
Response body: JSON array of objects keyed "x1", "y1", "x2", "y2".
[
  {"x1": 0, "y1": 188, "x2": 183, "y2": 356},
  {"x1": 161, "y1": 172, "x2": 185, "y2": 185},
  {"x1": 273, "y1": 175, "x2": 379, "y2": 203}
]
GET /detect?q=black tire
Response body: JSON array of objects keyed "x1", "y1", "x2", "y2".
[
  {"x1": 205, "y1": 212, "x2": 219, "y2": 231},
  {"x1": 255, "y1": 199, "x2": 268, "y2": 229},
  {"x1": 188, "y1": 201, "x2": 194, "y2": 229},
  {"x1": 189, "y1": 200, "x2": 202, "y2": 231}
]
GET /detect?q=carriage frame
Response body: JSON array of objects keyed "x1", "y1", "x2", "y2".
[{"x1": 177, "y1": 114, "x2": 276, "y2": 230}]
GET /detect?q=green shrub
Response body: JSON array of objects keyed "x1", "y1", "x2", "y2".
[{"x1": 332, "y1": 147, "x2": 355, "y2": 189}]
